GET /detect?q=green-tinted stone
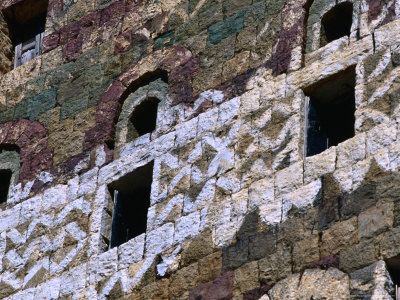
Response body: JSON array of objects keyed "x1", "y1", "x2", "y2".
[
  {"x1": 60, "y1": 95, "x2": 89, "y2": 121},
  {"x1": 207, "y1": 11, "x2": 244, "y2": 46},
  {"x1": 28, "y1": 88, "x2": 57, "y2": 121},
  {"x1": 154, "y1": 31, "x2": 175, "y2": 49},
  {"x1": 0, "y1": 108, "x2": 14, "y2": 124},
  {"x1": 13, "y1": 100, "x2": 29, "y2": 120}
]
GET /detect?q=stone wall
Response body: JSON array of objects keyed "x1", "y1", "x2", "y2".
[{"x1": 1, "y1": 0, "x2": 400, "y2": 299}]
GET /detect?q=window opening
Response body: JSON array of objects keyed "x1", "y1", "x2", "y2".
[
  {"x1": 320, "y1": 2, "x2": 353, "y2": 47},
  {"x1": 3, "y1": 0, "x2": 48, "y2": 68},
  {"x1": 0, "y1": 169, "x2": 12, "y2": 209},
  {"x1": 129, "y1": 97, "x2": 160, "y2": 138},
  {"x1": 386, "y1": 258, "x2": 400, "y2": 299},
  {"x1": 304, "y1": 66, "x2": 356, "y2": 157},
  {"x1": 107, "y1": 161, "x2": 154, "y2": 249}
]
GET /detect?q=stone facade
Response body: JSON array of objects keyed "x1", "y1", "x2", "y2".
[{"x1": 0, "y1": 0, "x2": 400, "y2": 299}]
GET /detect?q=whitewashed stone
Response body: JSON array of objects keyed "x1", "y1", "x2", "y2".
[
  {"x1": 337, "y1": 133, "x2": 366, "y2": 169},
  {"x1": 153, "y1": 131, "x2": 176, "y2": 156},
  {"x1": 217, "y1": 97, "x2": 240, "y2": 127},
  {"x1": 248, "y1": 176, "x2": 274, "y2": 210},
  {"x1": 78, "y1": 167, "x2": 98, "y2": 197},
  {"x1": 41, "y1": 185, "x2": 68, "y2": 211},
  {"x1": 304, "y1": 147, "x2": 336, "y2": 183},
  {"x1": 67, "y1": 176, "x2": 79, "y2": 201},
  {"x1": 366, "y1": 123, "x2": 396, "y2": 156},
  {"x1": 175, "y1": 116, "x2": 198, "y2": 147},
  {"x1": 88, "y1": 247, "x2": 118, "y2": 284},
  {"x1": 197, "y1": 107, "x2": 218, "y2": 136},
  {"x1": 174, "y1": 211, "x2": 200, "y2": 243},
  {"x1": 0, "y1": 231, "x2": 6, "y2": 272},
  {"x1": 275, "y1": 161, "x2": 303, "y2": 196},
  {"x1": 0, "y1": 203, "x2": 21, "y2": 233},
  {"x1": 156, "y1": 245, "x2": 181, "y2": 276},
  {"x1": 19, "y1": 195, "x2": 42, "y2": 224},
  {"x1": 145, "y1": 223, "x2": 174, "y2": 256},
  {"x1": 95, "y1": 145, "x2": 107, "y2": 167},
  {"x1": 118, "y1": 234, "x2": 145, "y2": 269},
  {"x1": 239, "y1": 90, "x2": 260, "y2": 116},
  {"x1": 59, "y1": 264, "x2": 87, "y2": 296},
  {"x1": 282, "y1": 179, "x2": 322, "y2": 222}
]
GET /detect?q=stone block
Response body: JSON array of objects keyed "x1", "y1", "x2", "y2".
[
  {"x1": 222, "y1": 239, "x2": 249, "y2": 272},
  {"x1": 275, "y1": 161, "x2": 303, "y2": 196},
  {"x1": 358, "y1": 203, "x2": 393, "y2": 240},
  {"x1": 248, "y1": 229, "x2": 277, "y2": 261},
  {"x1": 320, "y1": 217, "x2": 358, "y2": 257},
  {"x1": 189, "y1": 271, "x2": 234, "y2": 300},
  {"x1": 88, "y1": 247, "x2": 118, "y2": 284},
  {"x1": 198, "y1": 251, "x2": 222, "y2": 284},
  {"x1": 340, "y1": 240, "x2": 376, "y2": 273},
  {"x1": 304, "y1": 147, "x2": 336, "y2": 183},
  {"x1": 174, "y1": 211, "x2": 200, "y2": 243},
  {"x1": 380, "y1": 227, "x2": 400, "y2": 260},
  {"x1": 292, "y1": 234, "x2": 320, "y2": 272},
  {"x1": 118, "y1": 234, "x2": 145, "y2": 270},
  {"x1": 366, "y1": 122, "x2": 396, "y2": 156},
  {"x1": 336, "y1": 133, "x2": 366, "y2": 169},
  {"x1": 350, "y1": 260, "x2": 393, "y2": 299},
  {"x1": 169, "y1": 263, "x2": 199, "y2": 298},
  {"x1": 207, "y1": 11, "x2": 244, "y2": 46},
  {"x1": 234, "y1": 261, "x2": 259, "y2": 294},
  {"x1": 41, "y1": 185, "x2": 68, "y2": 212},
  {"x1": 146, "y1": 223, "x2": 174, "y2": 256},
  {"x1": 248, "y1": 176, "x2": 274, "y2": 211},
  {"x1": 59, "y1": 264, "x2": 87, "y2": 296}
]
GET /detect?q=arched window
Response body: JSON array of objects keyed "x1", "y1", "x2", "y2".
[
  {"x1": 114, "y1": 74, "x2": 168, "y2": 153},
  {"x1": 0, "y1": 145, "x2": 20, "y2": 209},
  {"x1": 2, "y1": 0, "x2": 48, "y2": 68},
  {"x1": 320, "y1": 2, "x2": 353, "y2": 47}
]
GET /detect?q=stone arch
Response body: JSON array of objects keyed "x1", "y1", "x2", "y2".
[
  {"x1": 0, "y1": 120, "x2": 52, "y2": 183},
  {"x1": 84, "y1": 46, "x2": 199, "y2": 152},
  {"x1": 305, "y1": 0, "x2": 360, "y2": 53},
  {"x1": 114, "y1": 74, "x2": 168, "y2": 155}
]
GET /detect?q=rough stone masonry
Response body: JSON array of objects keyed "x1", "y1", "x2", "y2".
[{"x1": 1, "y1": 0, "x2": 400, "y2": 299}]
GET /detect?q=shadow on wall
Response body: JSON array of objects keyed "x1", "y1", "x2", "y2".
[{"x1": 189, "y1": 159, "x2": 400, "y2": 299}]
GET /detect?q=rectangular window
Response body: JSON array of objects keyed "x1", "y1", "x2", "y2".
[
  {"x1": 107, "y1": 161, "x2": 154, "y2": 249},
  {"x1": 304, "y1": 66, "x2": 356, "y2": 157},
  {"x1": 3, "y1": 0, "x2": 48, "y2": 68}
]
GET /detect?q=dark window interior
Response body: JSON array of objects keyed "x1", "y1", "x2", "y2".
[
  {"x1": 130, "y1": 97, "x2": 160, "y2": 137},
  {"x1": 3, "y1": 0, "x2": 48, "y2": 67},
  {"x1": 304, "y1": 66, "x2": 356, "y2": 157},
  {"x1": 0, "y1": 169, "x2": 12, "y2": 207},
  {"x1": 108, "y1": 161, "x2": 154, "y2": 249},
  {"x1": 320, "y1": 2, "x2": 353, "y2": 47},
  {"x1": 386, "y1": 258, "x2": 400, "y2": 299}
]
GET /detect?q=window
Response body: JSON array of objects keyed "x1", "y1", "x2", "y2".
[
  {"x1": 0, "y1": 170, "x2": 12, "y2": 209},
  {"x1": 304, "y1": 67, "x2": 356, "y2": 157},
  {"x1": 3, "y1": 0, "x2": 48, "y2": 68},
  {"x1": 0, "y1": 145, "x2": 20, "y2": 210},
  {"x1": 386, "y1": 258, "x2": 400, "y2": 299},
  {"x1": 320, "y1": 2, "x2": 353, "y2": 47},
  {"x1": 129, "y1": 97, "x2": 160, "y2": 138},
  {"x1": 107, "y1": 161, "x2": 154, "y2": 249},
  {"x1": 114, "y1": 75, "x2": 168, "y2": 153}
]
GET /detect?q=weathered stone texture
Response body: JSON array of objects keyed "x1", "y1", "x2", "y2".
[{"x1": 1, "y1": 0, "x2": 400, "y2": 299}]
